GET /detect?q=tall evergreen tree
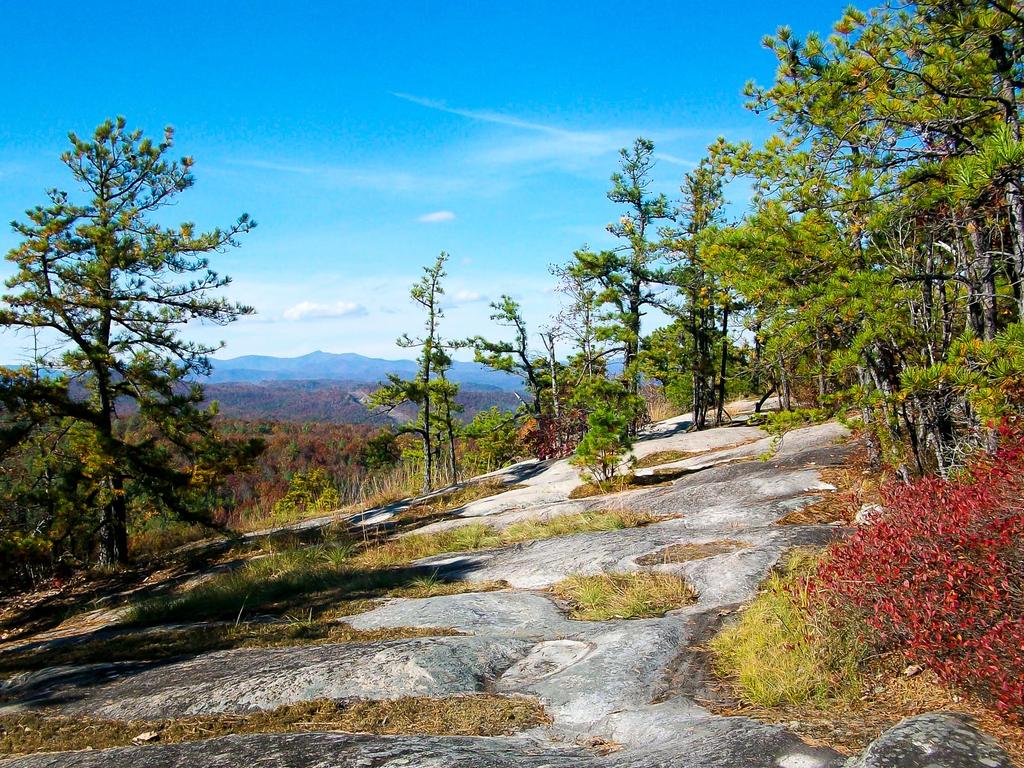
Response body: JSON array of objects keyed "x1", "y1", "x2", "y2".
[
  {"x1": 571, "y1": 138, "x2": 670, "y2": 399},
  {"x1": 469, "y1": 295, "x2": 545, "y2": 417},
  {"x1": 369, "y1": 253, "x2": 450, "y2": 493},
  {"x1": 0, "y1": 118, "x2": 257, "y2": 564}
]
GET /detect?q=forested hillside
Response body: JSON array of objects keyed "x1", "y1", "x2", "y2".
[{"x1": 203, "y1": 380, "x2": 520, "y2": 425}]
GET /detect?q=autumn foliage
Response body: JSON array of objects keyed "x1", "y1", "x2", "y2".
[{"x1": 815, "y1": 426, "x2": 1024, "y2": 720}]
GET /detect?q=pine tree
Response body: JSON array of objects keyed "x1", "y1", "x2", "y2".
[
  {"x1": 369, "y1": 253, "x2": 451, "y2": 493},
  {"x1": 571, "y1": 138, "x2": 670, "y2": 399},
  {"x1": 469, "y1": 295, "x2": 545, "y2": 417},
  {"x1": 0, "y1": 118, "x2": 257, "y2": 564}
]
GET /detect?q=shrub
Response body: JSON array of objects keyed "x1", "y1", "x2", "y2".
[
  {"x1": 814, "y1": 426, "x2": 1024, "y2": 721},
  {"x1": 521, "y1": 409, "x2": 588, "y2": 460},
  {"x1": 462, "y1": 407, "x2": 523, "y2": 472},
  {"x1": 0, "y1": 531, "x2": 52, "y2": 593},
  {"x1": 570, "y1": 407, "x2": 635, "y2": 482},
  {"x1": 272, "y1": 468, "x2": 341, "y2": 518}
]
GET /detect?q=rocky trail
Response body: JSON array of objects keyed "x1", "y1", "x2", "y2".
[{"x1": 0, "y1": 408, "x2": 1014, "y2": 767}]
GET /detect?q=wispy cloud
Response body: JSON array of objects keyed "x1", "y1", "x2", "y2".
[
  {"x1": 283, "y1": 300, "x2": 368, "y2": 321},
  {"x1": 655, "y1": 152, "x2": 699, "y2": 168},
  {"x1": 392, "y1": 93, "x2": 582, "y2": 137},
  {"x1": 391, "y1": 92, "x2": 719, "y2": 175},
  {"x1": 229, "y1": 158, "x2": 474, "y2": 196},
  {"x1": 393, "y1": 92, "x2": 621, "y2": 170},
  {"x1": 450, "y1": 289, "x2": 487, "y2": 305},
  {"x1": 417, "y1": 210, "x2": 456, "y2": 223}
]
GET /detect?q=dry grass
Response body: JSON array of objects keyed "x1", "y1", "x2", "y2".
[
  {"x1": 550, "y1": 572, "x2": 697, "y2": 620},
  {"x1": 123, "y1": 502, "x2": 648, "y2": 628},
  {"x1": 395, "y1": 480, "x2": 525, "y2": 525},
  {"x1": 354, "y1": 509, "x2": 657, "y2": 569},
  {"x1": 0, "y1": 695, "x2": 551, "y2": 756},
  {"x1": 777, "y1": 444, "x2": 884, "y2": 526},
  {"x1": 567, "y1": 469, "x2": 697, "y2": 499},
  {"x1": 568, "y1": 476, "x2": 636, "y2": 499},
  {"x1": 502, "y1": 509, "x2": 656, "y2": 541},
  {"x1": 709, "y1": 548, "x2": 865, "y2": 708},
  {"x1": 0, "y1": 619, "x2": 462, "y2": 676},
  {"x1": 122, "y1": 536, "x2": 506, "y2": 627},
  {"x1": 636, "y1": 540, "x2": 749, "y2": 566},
  {"x1": 633, "y1": 450, "x2": 698, "y2": 469},
  {"x1": 130, "y1": 524, "x2": 212, "y2": 561}
]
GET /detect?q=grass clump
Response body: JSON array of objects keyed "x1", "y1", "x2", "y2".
[
  {"x1": 709, "y1": 548, "x2": 865, "y2": 708},
  {"x1": 353, "y1": 523, "x2": 503, "y2": 568},
  {"x1": 396, "y1": 480, "x2": 525, "y2": 524},
  {"x1": 123, "y1": 535, "x2": 504, "y2": 627},
  {"x1": 123, "y1": 508, "x2": 651, "y2": 627},
  {"x1": 355, "y1": 509, "x2": 656, "y2": 569},
  {"x1": 633, "y1": 450, "x2": 696, "y2": 469},
  {"x1": 502, "y1": 509, "x2": 655, "y2": 542},
  {"x1": 0, "y1": 694, "x2": 550, "y2": 756},
  {"x1": 550, "y1": 571, "x2": 697, "y2": 620},
  {"x1": 567, "y1": 467, "x2": 704, "y2": 499},
  {"x1": 636, "y1": 539, "x2": 749, "y2": 566},
  {"x1": 124, "y1": 540, "x2": 358, "y2": 625}
]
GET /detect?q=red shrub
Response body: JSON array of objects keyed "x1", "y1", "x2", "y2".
[
  {"x1": 815, "y1": 426, "x2": 1024, "y2": 720},
  {"x1": 521, "y1": 410, "x2": 588, "y2": 460}
]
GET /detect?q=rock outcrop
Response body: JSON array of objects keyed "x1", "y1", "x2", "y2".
[{"x1": 1, "y1": 415, "x2": 1015, "y2": 767}]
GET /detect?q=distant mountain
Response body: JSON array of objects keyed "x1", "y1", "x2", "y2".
[
  {"x1": 205, "y1": 380, "x2": 521, "y2": 425},
  {"x1": 206, "y1": 351, "x2": 522, "y2": 391},
  {"x1": 1, "y1": 351, "x2": 525, "y2": 425}
]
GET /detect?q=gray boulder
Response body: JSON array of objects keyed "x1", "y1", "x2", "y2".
[{"x1": 845, "y1": 713, "x2": 1015, "y2": 768}]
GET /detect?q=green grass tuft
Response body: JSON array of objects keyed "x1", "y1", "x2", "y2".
[
  {"x1": 709, "y1": 548, "x2": 865, "y2": 708},
  {"x1": 550, "y1": 571, "x2": 697, "y2": 620}
]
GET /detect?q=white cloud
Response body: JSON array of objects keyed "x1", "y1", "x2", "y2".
[
  {"x1": 229, "y1": 159, "x2": 476, "y2": 196},
  {"x1": 391, "y1": 92, "x2": 724, "y2": 174},
  {"x1": 417, "y1": 210, "x2": 456, "y2": 223},
  {"x1": 655, "y1": 152, "x2": 698, "y2": 167},
  {"x1": 451, "y1": 289, "x2": 487, "y2": 305},
  {"x1": 283, "y1": 300, "x2": 368, "y2": 321}
]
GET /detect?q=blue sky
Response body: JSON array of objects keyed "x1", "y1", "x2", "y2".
[{"x1": 0, "y1": 1, "x2": 851, "y2": 362}]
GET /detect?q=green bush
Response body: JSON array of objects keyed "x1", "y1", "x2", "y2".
[
  {"x1": 272, "y1": 468, "x2": 341, "y2": 517},
  {"x1": 463, "y1": 407, "x2": 522, "y2": 472},
  {"x1": 571, "y1": 406, "x2": 635, "y2": 482},
  {"x1": 0, "y1": 531, "x2": 52, "y2": 592}
]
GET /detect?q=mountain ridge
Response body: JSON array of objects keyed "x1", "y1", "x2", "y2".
[{"x1": 206, "y1": 350, "x2": 522, "y2": 391}]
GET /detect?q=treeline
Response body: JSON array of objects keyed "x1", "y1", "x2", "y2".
[{"x1": 441, "y1": 0, "x2": 1024, "y2": 481}]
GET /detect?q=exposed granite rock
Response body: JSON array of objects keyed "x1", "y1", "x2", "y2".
[
  {"x1": 2, "y1": 716, "x2": 1015, "y2": 768},
  {"x1": 845, "y1": 713, "x2": 1015, "y2": 768},
  {"x1": 344, "y1": 590, "x2": 598, "y2": 637},
  {"x1": 0, "y1": 733, "x2": 598, "y2": 768},
  {"x1": 4, "y1": 420, "x2": 1013, "y2": 768},
  {"x1": 1, "y1": 636, "x2": 532, "y2": 719}
]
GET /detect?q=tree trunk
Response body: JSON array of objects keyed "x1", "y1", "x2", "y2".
[
  {"x1": 422, "y1": 356, "x2": 433, "y2": 493},
  {"x1": 443, "y1": 388, "x2": 458, "y2": 484},
  {"x1": 689, "y1": 303, "x2": 705, "y2": 430},
  {"x1": 715, "y1": 304, "x2": 730, "y2": 425},
  {"x1": 99, "y1": 475, "x2": 129, "y2": 565},
  {"x1": 992, "y1": 32, "x2": 1024, "y2": 321}
]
